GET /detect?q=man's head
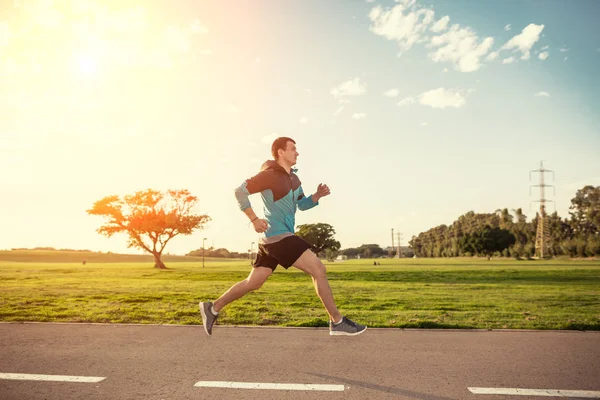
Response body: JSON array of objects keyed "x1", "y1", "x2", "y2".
[{"x1": 271, "y1": 137, "x2": 298, "y2": 167}]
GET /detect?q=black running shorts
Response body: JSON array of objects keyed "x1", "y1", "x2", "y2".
[{"x1": 253, "y1": 235, "x2": 312, "y2": 270}]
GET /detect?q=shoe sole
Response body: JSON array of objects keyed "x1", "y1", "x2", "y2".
[
  {"x1": 329, "y1": 326, "x2": 367, "y2": 336},
  {"x1": 199, "y1": 302, "x2": 211, "y2": 336}
]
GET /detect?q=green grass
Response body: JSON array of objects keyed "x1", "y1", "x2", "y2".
[{"x1": 1, "y1": 256, "x2": 599, "y2": 330}]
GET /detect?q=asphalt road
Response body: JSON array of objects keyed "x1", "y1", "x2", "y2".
[{"x1": 1, "y1": 323, "x2": 599, "y2": 399}]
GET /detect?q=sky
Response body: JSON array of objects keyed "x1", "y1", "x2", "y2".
[{"x1": 1, "y1": 0, "x2": 599, "y2": 255}]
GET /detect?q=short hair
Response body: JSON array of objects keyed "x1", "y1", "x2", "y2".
[{"x1": 271, "y1": 137, "x2": 295, "y2": 159}]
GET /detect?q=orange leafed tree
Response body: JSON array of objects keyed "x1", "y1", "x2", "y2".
[{"x1": 87, "y1": 189, "x2": 211, "y2": 269}]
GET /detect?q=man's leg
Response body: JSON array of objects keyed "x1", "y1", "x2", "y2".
[
  {"x1": 293, "y1": 249, "x2": 366, "y2": 336},
  {"x1": 292, "y1": 249, "x2": 342, "y2": 323},
  {"x1": 200, "y1": 266, "x2": 272, "y2": 336},
  {"x1": 213, "y1": 266, "x2": 273, "y2": 312}
]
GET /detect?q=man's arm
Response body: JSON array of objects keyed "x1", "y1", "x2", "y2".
[
  {"x1": 234, "y1": 170, "x2": 271, "y2": 232},
  {"x1": 297, "y1": 183, "x2": 330, "y2": 211},
  {"x1": 243, "y1": 207, "x2": 268, "y2": 233},
  {"x1": 234, "y1": 170, "x2": 270, "y2": 212}
]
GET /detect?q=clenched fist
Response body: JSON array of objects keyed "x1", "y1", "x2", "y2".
[
  {"x1": 314, "y1": 183, "x2": 330, "y2": 202},
  {"x1": 252, "y1": 218, "x2": 269, "y2": 233}
]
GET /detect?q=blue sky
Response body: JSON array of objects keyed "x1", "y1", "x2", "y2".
[{"x1": 1, "y1": 0, "x2": 599, "y2": 255}]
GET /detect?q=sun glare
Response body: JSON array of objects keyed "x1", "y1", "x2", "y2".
[{"x1": 75, "y1": 54, "x2": 99, "y2": 78}]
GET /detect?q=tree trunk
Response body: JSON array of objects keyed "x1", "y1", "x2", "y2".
[{"x1": 153, "y1": 252, "x2": 167, "y2": 269}]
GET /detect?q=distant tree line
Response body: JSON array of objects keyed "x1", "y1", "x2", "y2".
[
  {"x1": 339, "y1": 244, "x2": 384, "y2": 259},
  {"x1": 337, "y1": 244, "x2": 414, "y2": 259},
  {"x1": 186, "y1": 247, "x2": 248, "y2": 259},
  {"x1": 408, "y1": 185, "x2": 600, "y2": 258},
  {"x1": 10, "y1": 247, "x2": 93, "y2": 252}
]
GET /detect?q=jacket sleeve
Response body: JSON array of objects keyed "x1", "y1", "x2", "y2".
[
  {"x1": 297, "y1": 185, "x2": 319, "y2": 211},
  {"x1": 234, "y1": 170, "x2": 271, "y2": 211}
]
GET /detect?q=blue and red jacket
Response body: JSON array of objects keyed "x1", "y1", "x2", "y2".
[{"x1": 234, "y1": 160, "x2": 319, "y2": 240}]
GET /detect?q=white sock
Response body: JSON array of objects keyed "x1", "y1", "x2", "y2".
[
  {"x1": 334, "y1": 316, "x2": 343, "y2": 325},
  {"x1": 211, "y1": 305, "x2": 218, "y2": 315}
]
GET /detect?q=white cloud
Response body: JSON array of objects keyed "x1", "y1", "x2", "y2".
[
  {"x1": 418, "y1": 88, "x2": 468, "y2": 109},
  {"x1": 501, "y1": 23, "x2": 544, "y2": 60},
  {"x1": 486, "y1": 51, "x2": 499, "y2": 61},
  {"x1": 502, "y1": 56, "x2": 515, "y2": 64},
  {"x1": 443, "y1": 67, "x2": 448, "y2": 72},
  {"x1": 541, "y1": 45, "x2": 549, "y2": 50},
  {"x1": 366, "y1": 0, "x2": 375, "y2": 2},
  {"x1": 352, "y1": 113, "x2": 366, "y2": 119},
  {"x1": 535, "y1": 91, "x2": 550, "y2": 97},
  {"x1": 261, "y1": 134, "x2": 278, "y2": 144},
  {"x1": 384, "y1": 88, "x2": 400, "y2": 97},
  {"x1": 398, "y1": 96, "x2": 415, "y2": 106},
  {"x1": 190, "y1": 18, "x2": 209, "y2": 34},
  {"x1": 431, "y1": 16, "x2": 450, "y2": 33},
  {"x1": 333, "y1": 106, "x2": 344, "y2": 116},
  {"x1": 398, "y1": 0, "x2": 418, "y2": 8},
  {"x1": 420, "y1": 122, "x2": 428, "y2": 126},
  {"x1": 339, "y1": 98, "x2": 351, "y2": 104},
  {"x1": 539, "y1": 51, "x2": 548, "y2": 60},
  {"x1": 559, "y1": 47, "x2": 569, "y2": 52},
  {"x1": 564, "y1": 56, "x2": 568, "y2": 61},
  {"x1": 368, "y1": 4, "x2": 435, "y2": 52},
  {"x1": 331, "y1": 77, "x2": 367, "y2": 99},
  {"x1": 428, "y1": 24, "x2": 494, "y2": 72},
  {"x1": 368, "y1": 2, "x2": 551, "y2": 73},
  {"x1": 299, "y1": 117, "x2": 308, "y2": 124}
]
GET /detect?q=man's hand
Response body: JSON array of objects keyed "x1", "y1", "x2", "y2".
[
  {"x1": 252, "y1": 218, "x2": 269, "y2": 233},
  {"x1": 313, "y1": 183, "x2": 330, "y2": 202}
]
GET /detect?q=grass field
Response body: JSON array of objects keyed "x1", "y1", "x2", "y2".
[{"x1": 1, "y1": 254, "x2": 599, "y2": 330}]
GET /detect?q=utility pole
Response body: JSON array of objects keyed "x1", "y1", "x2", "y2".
[
  {"x1": 530, "y1": 161, "x2": 555, "y2": 259},
  {"x1": 391, "y1": 228, "x2": 395, "y2": 258},
  {"x1": 396, "y1": 231, "x2": 402, "y2": 258},
  {"x1": 202, "y1": 237, "x2": 207, "y2": 268}
]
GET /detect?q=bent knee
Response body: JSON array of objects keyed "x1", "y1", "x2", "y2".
[
  {"x1": 310, "y1": 262, "x2": 327, "y2": 278},
  {"x1": 246, "y1": 279, "x2": 264, "y2": 291}
]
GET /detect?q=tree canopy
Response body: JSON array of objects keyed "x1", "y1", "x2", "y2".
[
  {"x1": 87, "y1": 189, "x2": 210, "y2": 268},
  {"x1": 459, "y1": 226, "x2": 516, "y2": 259},
  {"x1": 296, "y1": 223, "x2": 341, "y2": 255}
]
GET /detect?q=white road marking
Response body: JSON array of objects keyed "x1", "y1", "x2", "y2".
[
  {"x1": 194, "y1": 380, "x2": 344, "y2": 391},
  {"x1": 468, "y1": 387, "x2": 600, "y2": 398},
  {"x1": 0, "y1": 373, "x2": 105, "y2": 383}
]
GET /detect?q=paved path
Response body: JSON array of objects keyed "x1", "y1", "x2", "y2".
[{"x1": 1, "y1": 323, "x2": 599, "y2": 399}]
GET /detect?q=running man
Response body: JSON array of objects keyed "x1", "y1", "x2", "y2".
[{"x1": 200, "y1": 137, "x2": 366, "y2": 336}]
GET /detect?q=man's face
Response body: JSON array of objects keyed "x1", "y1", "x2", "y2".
[{"x1": 280, "y1": 141, "x2": 299, "y2": 166}]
